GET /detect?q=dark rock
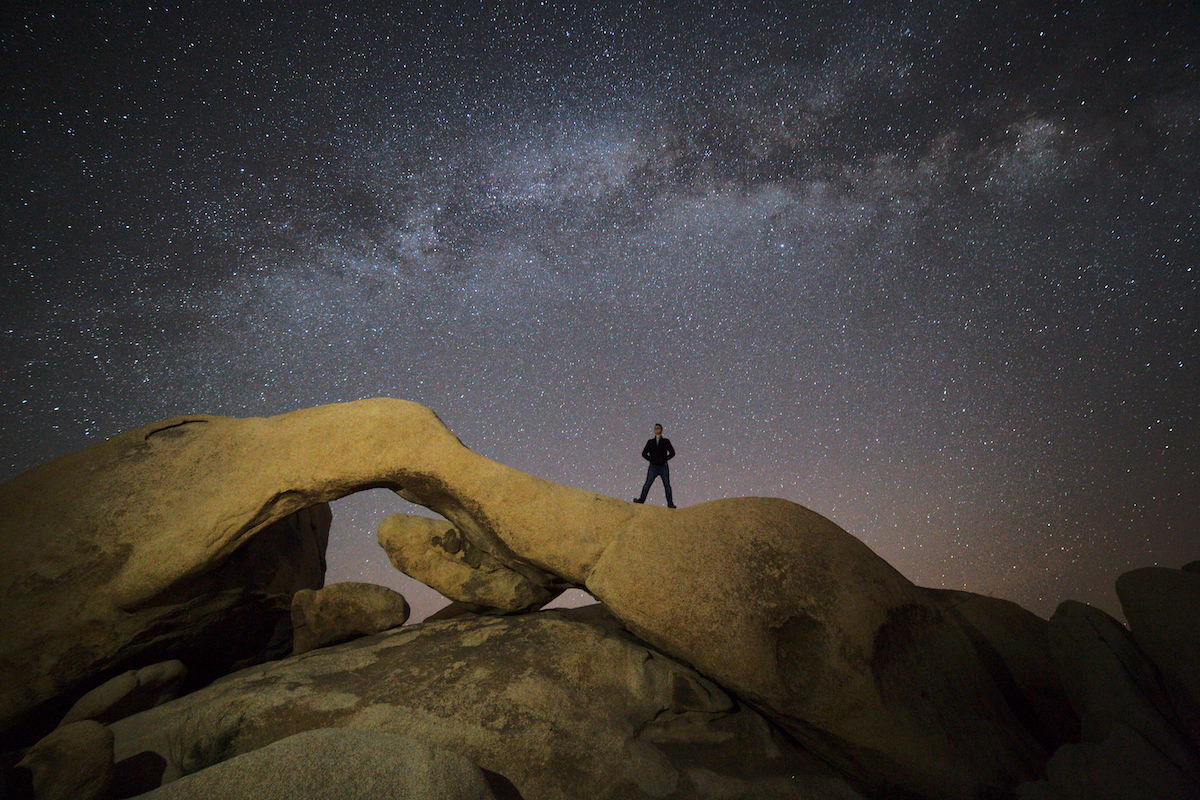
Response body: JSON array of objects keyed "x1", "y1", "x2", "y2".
[
  {"x1": 1037, "y1": 600, "x2": 1200, "y2": 794},
  {"x1": 924, "y1": 588, "x2": 1079, "y2": 752},
  {"x1": 1017, "y1": 723, "x2": 1200, "y2": 800},
  {"x1": 17, "y1": 720, "x2": 113, "y2": 800},
  {"x1": 1116, "y1": 566, "x2": 1200, "y2": 746}
]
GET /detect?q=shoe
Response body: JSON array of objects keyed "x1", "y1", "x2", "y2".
[
  {"x1": 632, "y1": 498, "x2": 644, "y2": 503},
  {"x1": 667, "y1": 504, "x2": 677, "y2": 508}
]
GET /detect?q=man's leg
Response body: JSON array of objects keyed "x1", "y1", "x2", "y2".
[
  {"x1": 636, "y1": 464, "x2": 658, "y2": 503},
  {"x1": 661, "y1": 464, "x2": 675, "y2": 507}
]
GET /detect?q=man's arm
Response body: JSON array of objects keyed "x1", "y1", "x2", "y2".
[
  {"x1": 665, "y1": 439, "x2": 675, "y2": 460},
  {"x1": 642, "y1": 440, "x2": 652, "y2": 461}
]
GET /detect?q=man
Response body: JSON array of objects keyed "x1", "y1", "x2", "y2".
[{"x1": 633, "y1": 423, "x2": 676, "y2": 508}]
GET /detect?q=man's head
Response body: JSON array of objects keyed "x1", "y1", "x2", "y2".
[{"x1": 653, "y1": 423, "x2": 663, "y2": 436}]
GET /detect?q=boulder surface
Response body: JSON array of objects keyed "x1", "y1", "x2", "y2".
[
  {"x1": 129, "y1": 728, "x2": 500, "y2": 800},
  {"x1": 60, "y1": 660, "x2": 187, "y2": 728},
  {"x1": 1014, "y1": 599, "x2": 1200, "y2": 799},
  {"x1": 377, "y1": 514, "x2": 563, "y2": 612},
  {"x1": 18, "y1": 720, "x2": 114, "y2": 800},
  {"x1": 107, "y1": 606, "x2": 859, "y2": 800},
  {"x1": 1116, "y1": 566, "x2": 1200, "y2": 744},
  {"x1": 291, "y1": 582, "x2": 410, "y2": 654}
]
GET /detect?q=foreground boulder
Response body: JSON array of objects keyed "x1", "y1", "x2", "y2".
[
  {"x1": 107, "y1": 606, "x2": 858, "y2": 800},
  {"x1": 0, "y1": 400, "x2": 487, "y2": 740},
  {"x1": 0, "y1": 482, "x2": 329, "y2": 746},
  {"x1": 0, "y1": 398, "x2": 1068, "y2": 797},
  {"x1": 291, "y1": 582, "x2": 410, "y2": 654},
  {"x1": 130, "y1": 728, "x2": 500, "y2": 800},
  {"x1": 1045, "y1": 600, "x2": 1200, "y2": 780},
  {"x1": 18, "y1": 720, "x2": 114, "y2": 800}
]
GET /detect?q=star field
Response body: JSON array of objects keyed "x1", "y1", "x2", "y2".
[{"x1": 2, "y1": 1, "x2": 1197, "y2": 620}]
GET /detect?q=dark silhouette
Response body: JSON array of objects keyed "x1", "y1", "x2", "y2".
[{"x1": 633, "y1": 423, "x2": 676, "y2": 508}]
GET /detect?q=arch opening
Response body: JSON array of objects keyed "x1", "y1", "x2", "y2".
[
  {"x1": 325, "y1": 488, "x2": 455, "y2": 623},
  {"x1": 541, "y1": 587, "x2": 599, "y2": 611}
]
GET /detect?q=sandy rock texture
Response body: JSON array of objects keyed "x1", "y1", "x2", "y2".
[
  {"x1": 290, "y1": 582, "x2": 410, "y2": 654},
  {"x1": 128, "y1": 728, "x2": 500, "y2": 800},
  {"x1": 107, "y1": 606, "x2": 856, "y2": 800},
  {"x1": 377, "y1": 514, "x2": 564, "y2": 612}
]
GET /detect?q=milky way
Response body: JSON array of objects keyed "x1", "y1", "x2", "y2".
[{"x1": 3, "y1": 1, "x2": 1197, "y2": 620}]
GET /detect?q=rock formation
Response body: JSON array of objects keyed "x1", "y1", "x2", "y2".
[
  {"x1": 377, "y1": 514, "x2": 564, "y2": 612},
  {"x1": 921, "y1": 588, "x2": 1079, "y2": 751},
  {"x1": 1013, "y1": 592, "x2": 1200, "y2": 799},
  {"x1": 17, "y1": 720, "x2": 114, "y2": 800},
  {"x1": 0, "y1": 397, "x2": 1195, "y2": 799},
  {"x1": 60, "y1": 661, "x2": 187, "y2": 728},
  {"x1": 105, "y1": 606, "x2": 855, "y2": 800},
  {"x1": 290, "y1": 581, "x2": 410, "y2": 654},
  {"x1": 0, "y1": 468, "x2": 329, "y2": 746},
  {"x1": 0, "y1": 399, "x2": 1065, "y2": 798},
  {"x1": 128, "y1": 728, "x2": 501, "y2": 800},
  {"x1": 1116, "y1": 566, "x2": 1200, "y2": 745}
]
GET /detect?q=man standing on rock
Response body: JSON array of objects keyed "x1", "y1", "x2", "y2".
[{"x1": 633, "y1": 423, "x2": 676, "y2": 508}]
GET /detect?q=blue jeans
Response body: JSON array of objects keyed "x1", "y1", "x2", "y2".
[{"x1": 638, "y1": 462, "x2": 673, "y2": 505}]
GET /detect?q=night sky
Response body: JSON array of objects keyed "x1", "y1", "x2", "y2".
[{"x1": 3, "y1": 1, "x2": 1197, "y2": 622}]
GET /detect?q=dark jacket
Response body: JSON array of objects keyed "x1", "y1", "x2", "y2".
[{"x1": 641, "y1": 436, "x2": 675, "y2": 466}]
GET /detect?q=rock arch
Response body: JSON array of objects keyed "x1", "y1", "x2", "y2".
[{"x1": 0, "y1": 397, "x2": 1070, "y2": 798}]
